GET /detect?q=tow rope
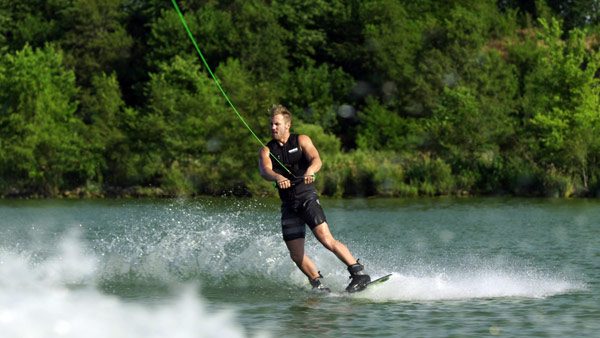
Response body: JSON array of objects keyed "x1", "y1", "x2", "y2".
[{"x1": 170, "y1": 0, "x2": 295, "y2": 177}]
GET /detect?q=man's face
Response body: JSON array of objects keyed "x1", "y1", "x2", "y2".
[{"x1": 271, "y1": 114, "x2": 290, "y2": 140}]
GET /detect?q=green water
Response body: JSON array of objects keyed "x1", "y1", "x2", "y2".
[{"x1": 0, "y1": 197, "x2": 598, "y2": 337}]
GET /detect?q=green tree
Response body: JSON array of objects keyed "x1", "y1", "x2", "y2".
[
  {"x1": 148, "y1": 0, "x2": 288, "y2": 85},
  {"x1": 361, "y1": 0, "x2": 423, "y2": 99},
  {"x1": 146, "y1": 3, "x2": 237, "y2": 72},
  {"x1": 140, "y1": 55, "x2": 277, "y2": 195},
  {"x1": 229, "y1": 0, "x2": 289, "y2": 80},
  {"x1": 409, "y1": 2, "x2": 517, "y2": 116},
  {"x1": 134, "y1": 55, "x2": 220, "y2": 189},
  {"x1": 80, "y1": 72, "x2": 134, "y2": 188},
  {"x1": 547, "y1": 0, "x2": 600, "y2": 31},
  {"x1": 0, "y1": 0, "x2": 63, "y2": 51},
  {"x1": 356, "y1": 98, "x2": 423, "y2": 152},
  {"x1": 0, "y1": 2, "x2": 10, "y2": 50},
  {"x1": 272, "y1": 0, "x2": 343, "y2": 67},
  {"x1": 520, "y1": 18, "x2": 600, "y2": 195},
  {"x1": 280, "y1": 64, "x2": 353, "y2": 131},
  {"x1": 0, "y1": 45, "x2": 96, "y2": 195},
  {"x1": 56, "y1": 0, "x2": 133, "y2": 86}
]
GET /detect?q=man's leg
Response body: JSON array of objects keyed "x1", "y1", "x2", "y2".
[
  {"x1": 312, "y1": 222, "x2": 371, "y2": 292},
  {"x1": 311, "y1": 222, "x2": 357, "y2": 266},
  {"x1": 285, "y1": 238, "x2": 320, "y2": 280}
]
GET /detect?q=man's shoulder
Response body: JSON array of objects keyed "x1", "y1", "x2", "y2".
[{"x1": 297, "y1": 134, "x2": 312, "y2": 144}]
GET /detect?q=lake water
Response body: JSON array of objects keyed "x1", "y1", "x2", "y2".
[{"x1": 0, "y1": 197, "x2": 598, "y2": 337}]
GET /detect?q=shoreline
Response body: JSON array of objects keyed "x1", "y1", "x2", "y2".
[{"x1": 2, "y1": 185, "x2": 598, "y2": 199}]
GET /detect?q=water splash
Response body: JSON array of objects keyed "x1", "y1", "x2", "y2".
[
  {"x1": 352, "y1": 270, "x2": 585, "y2": 302},
  {"x1": 0, "y1": 230, "x2": 264, "y2": 338},
  {"x1": 78, "y1": 201, "x2": 588, "y2": 299},
  {"x1": 90, "y1": 202, "x2": 296, "y2": 289}
]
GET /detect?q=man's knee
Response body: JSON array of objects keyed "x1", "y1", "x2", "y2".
[
  {"x1": 322, "y1": 238, "x2": 341, "y2": 252},
  {"x1": 289, "y1": 250, "x2": 304, "y2": 264},
  {"x1": 285, "y1": 236, "x2": 306, "y2": 264}
]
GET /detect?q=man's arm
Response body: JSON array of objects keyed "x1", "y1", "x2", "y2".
[
  {"x1": 298, "y1": 135, "x2": 322, "y2": 184},
  {"x1": 258, "y1": 147, "x2": 292, "y2": 189}
]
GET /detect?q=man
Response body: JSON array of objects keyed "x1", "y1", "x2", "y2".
[{"x1": 258, "y1": 104, "x2": 371, "y2": 292}]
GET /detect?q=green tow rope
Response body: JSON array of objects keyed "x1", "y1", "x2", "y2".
[{"x1": 170, "y1": 0, "x2": 294, "y2": 177}]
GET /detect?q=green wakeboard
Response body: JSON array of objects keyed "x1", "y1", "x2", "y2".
[
  {"x1": 367, "y1": 273, "x2": 392, "y2": 287},
  {"x1": 349, "y1": 274, "x2": 392, "y2": 293}
]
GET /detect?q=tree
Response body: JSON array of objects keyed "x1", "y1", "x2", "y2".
[
  {"x1": 56, "y1": 0, "x2": 133, "y2": 86},
  {"x1": 280, "y1": 64, "x2": 353, "y2": 132},
  {"x1": 361, "y1": 0, "x2": 423, "y2": 95},
  {"x1": 146, "y1": 3, "x2": 236, "y2": 72},
  {"x1": 272, "y1": 0, "x2": 342, "y2": 68},
  {"x1": 546, "y1": 0, "x2": 600, "y2": 31},
  {"x1": 0, "y1": 45, "x2": 96, "y2": 195},
  {"x1": 80, "y1": 72, "x2": 132, "y2": 187},
  {"x1": 520, "y1": 18, "x2": 600, "y2": 194},
  {"x1": 0, "y1": 0, "x2": 63, "y2": 51},
  {"x1": 356, "y1": 98, "x2": 423, "y2": 152},
  {"x1": 228, "y1": 0, "x2": 289, "y2": 80},
  {"x1": 139, "y1": 54, "x2": 278, "y2": 195}
]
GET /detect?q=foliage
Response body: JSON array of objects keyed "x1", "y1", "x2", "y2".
[
  {"x1": 56, "y1": 0, "x2": 133, "y2": 86},
  {"x1": 518, "y1": 18, "x2": 600, "y2": 195},
  {"x1": 0, "y1": 45, "x2": 96, "y2": 196},
  {"x1": 1, "y1": 1, "x2": 600, "y2": 198},
  {"x1": 281, "y1": 64, "x2": 353, "y2": 131},
  {"x1": 356, "y1": 98, "x2": 424, "y2": 152}
]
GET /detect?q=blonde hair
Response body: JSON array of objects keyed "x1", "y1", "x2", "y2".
[{"x1": 269, "y1": 104, "x2": 292, "y2": 125}]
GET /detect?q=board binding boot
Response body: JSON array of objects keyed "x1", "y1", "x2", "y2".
[
  {"x1": 346, "y1": 260, "x2": 371, "y2": 293},
  {"x1": 310, "y1": 272, "x2": 331, "y2": 293}
]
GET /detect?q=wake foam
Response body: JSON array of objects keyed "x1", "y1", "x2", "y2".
[
  {"x1": 0, "y1": 230, "x2": 264, "y2": 338},
  {"x1": 352, "y1": 270, "x2": 585, "y2": 301}
]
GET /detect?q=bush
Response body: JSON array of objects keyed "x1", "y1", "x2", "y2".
[
  {"x1": 404, "y1": 153, "x2": 454, "y2": 196},
  {"x1": 541, "y1": 166, "x2": 576, "y2": 198},
  {"x1": 320, "y1": 151, "x2": 426, "y2": 197},
  {"x1": 502, "y1": 156, "x2": 542, "y2": 196},
  {"x1": 0, "y1": 45, "x2": 97, "y2": 196}
]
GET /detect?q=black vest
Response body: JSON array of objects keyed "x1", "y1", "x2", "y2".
[{"x1": 266, "y1": 134, "x2": 315, "y2": 199}]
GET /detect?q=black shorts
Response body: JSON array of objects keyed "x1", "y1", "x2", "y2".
[{"x1": 281, "y1": 192, "x2": 327, "y2": 241}]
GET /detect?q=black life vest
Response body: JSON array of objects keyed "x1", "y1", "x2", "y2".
[{"x1": 266, "y1": 133, "x2": 315, "y2": 199}]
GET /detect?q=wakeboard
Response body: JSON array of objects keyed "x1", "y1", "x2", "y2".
[
  {"x1": 350, "y1": 273, "x2": 392, "y2": 293},
  {"x1": 368, "y1": 273, "x2": 393, "y2": 286}
]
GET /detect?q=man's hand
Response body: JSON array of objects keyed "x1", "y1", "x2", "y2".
[
  {"x1": 277, "y1": 178, "x2": 292, "y2": 189},
  {"x1": 304, "y1": 174, "x2": 315, "y2": 185}
]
